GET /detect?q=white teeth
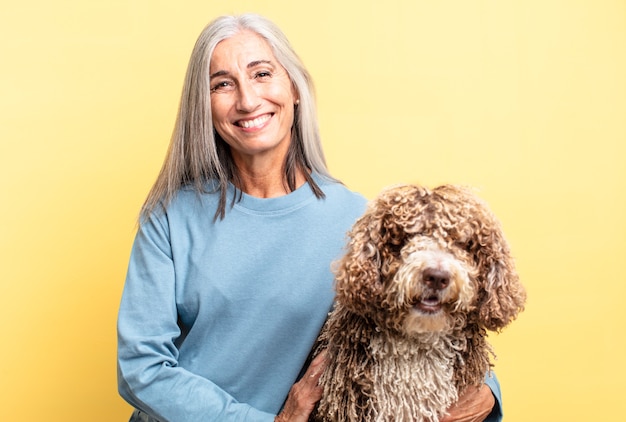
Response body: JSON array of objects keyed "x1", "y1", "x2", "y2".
[{"x1": 239, "y1": 115, "x2": 270, "y2": 128}]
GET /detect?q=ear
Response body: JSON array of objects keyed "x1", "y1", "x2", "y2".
[
  {"x1": 479, "y1": 255, "x2": 526, "y2": 331},
  {"x1": 472, "y1": 210, "x2": 526, "y2": 331},
  {"x1": 334, "y1": 185, "x2": 426, "y2": 317},
  {"x1": 333, "y1": 208, "x2": 385, "y2": 317}
]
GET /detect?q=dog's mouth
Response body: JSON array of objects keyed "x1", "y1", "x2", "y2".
[{"x1": 414, "y1": 294, "x2": 443, "y2": 314}]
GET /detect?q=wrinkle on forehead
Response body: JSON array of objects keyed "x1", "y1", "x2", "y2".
[{"x1": 209, "y1": 31, "x2": 277, "y2": 77}]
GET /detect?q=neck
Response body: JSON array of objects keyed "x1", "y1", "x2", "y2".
[{"x1": 233, "y1": 161, "x2": 306, "y2": 198}]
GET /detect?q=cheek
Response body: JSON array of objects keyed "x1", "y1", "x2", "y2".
[
  {"x1": 272, "y1": 89, "x2": 296, "y2": 129},
  {"x1": 210, "y1": 100, "x2": 233, "y2": 138},
  {"x1": 210, "y1": 97, "x2": 226, "y2": 122},
  {"x1": 269, "y1": 80, "x2": 297, "y2": 108}
]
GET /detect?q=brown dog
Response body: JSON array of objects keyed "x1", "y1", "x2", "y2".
[{"x1": 311, "y1": 184, "x2": 526, "y2": 422}]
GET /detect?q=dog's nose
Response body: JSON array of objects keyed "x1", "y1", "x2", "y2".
[{"x1": 423, "y1": 268, "x2": 450, "y2": 290}]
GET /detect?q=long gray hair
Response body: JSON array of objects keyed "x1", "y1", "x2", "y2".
[{"x1": 140, "y1": 13, "x2": 336, "y2": 221}]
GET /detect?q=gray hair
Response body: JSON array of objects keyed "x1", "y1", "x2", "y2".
[{"x1": 140, "y1": 13, "x2": 336, "y2": 221}]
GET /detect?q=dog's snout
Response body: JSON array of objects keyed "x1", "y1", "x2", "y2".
[{"x1": 423, "y1": 268, "x2": 450, "y2": 290}]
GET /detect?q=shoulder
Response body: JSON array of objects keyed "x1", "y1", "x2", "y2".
[
  {"x1": 316, "y1": 175, "x2": 366, "y2": 201},
  {"x1": 314, "y1": 176, "x2": 368, "y2": 216},
  {"x1": 141, "y1": 183, "x2": 220, "y2": 228}
]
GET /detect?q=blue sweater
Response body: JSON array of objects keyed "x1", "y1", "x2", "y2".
[
  {"x1": 117, "y1": 176, "x2": 503, "y2": 422},
  {"x1": 118, "y1": 177, "x2": 368, "y2": 421}
]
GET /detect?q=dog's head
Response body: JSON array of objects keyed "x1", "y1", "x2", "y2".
[{"x1": 334, "y1": 184, "x2": 525, "y2": 336}]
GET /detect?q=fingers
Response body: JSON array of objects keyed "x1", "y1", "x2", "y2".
[
  {"x1": 441, "y1": 385, "x2": 494, "y2": 422},
  {"x1": 302, "y1": 351, "x2": 326, "y2": 402},
  {"x1": 276, "y1": 351, "x2": 328, "y2": 422},
  {"x1": 306, "y1": 350, "x2": 327, "y2": 384}
]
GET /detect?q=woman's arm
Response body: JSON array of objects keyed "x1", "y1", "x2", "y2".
[
  {"x1": 275, "y1": 352, "x2": 326, "y2": 422},
  {"x1": 441, "y1": 372, "x2": 502, "y2": 422},
  {"x1": 117, "y1": 213, "x2": 275, "y2": 422}
]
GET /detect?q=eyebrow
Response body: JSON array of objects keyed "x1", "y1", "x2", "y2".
[
  {"x1": 209, "y1": 60, "x2": 274, "y2": 80},
  {"x1": 248, "y1": 59, "x2": 273, "y2": 68}
]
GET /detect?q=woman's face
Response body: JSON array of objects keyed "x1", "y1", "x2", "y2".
[{"x1": 209, "y1": 30, "x2": 298, "y2": 165}]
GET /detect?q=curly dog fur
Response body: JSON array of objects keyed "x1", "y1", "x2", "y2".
[{"x1": 310, "y1": 184, "x2": 526, "y2": 422}]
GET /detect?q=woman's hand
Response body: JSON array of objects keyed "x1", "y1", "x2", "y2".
[
  {"x1": 440, "y1": 384, "x2": 495, "y2": 422},
  {"x1": 275, "y1": 351, "x2": 326, "y2": 422}
]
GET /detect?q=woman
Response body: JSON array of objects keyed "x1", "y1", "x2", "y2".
[{"x1": 117, "y1": 13, "x2": 501, "y2": 422}]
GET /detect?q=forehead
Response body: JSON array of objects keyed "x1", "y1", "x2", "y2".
[{"x1": 210, "y1": 30, "x2": 276, "y2": 72}]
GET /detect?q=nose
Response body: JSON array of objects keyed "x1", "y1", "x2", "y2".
[
  {"x1": 423, "y1": 268, "x2": 450, "y2": 290},
  {"x1": 236, "y1": 80, "x2": 261, "y2": 112}
]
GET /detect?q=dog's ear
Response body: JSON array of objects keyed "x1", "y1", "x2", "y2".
[
  {"x1": 457, "y1": 190, "x2": 526, "y2": 331},
  {"x1": 333, "y1": 208, "x2": 386, "y2": 317},
  {"x1": 334, "y1": 185, "x2": 427, "y2": 317},
  {"x1": 479, "y1": 250, "x2": 526, "y2": 331}
]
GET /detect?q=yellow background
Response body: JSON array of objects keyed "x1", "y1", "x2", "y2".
[{"x1": 1, "y1": 0, "x2": 624, "y2": 420}]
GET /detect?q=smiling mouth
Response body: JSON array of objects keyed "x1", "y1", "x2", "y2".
[
  {"x1": 414, "y1": 295, "x2": 443, "y2": 314},
  {"x1": 237, "y1": 114, "x2": 272, "y2": 129}
]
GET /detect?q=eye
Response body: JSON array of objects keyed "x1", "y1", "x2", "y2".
[
  {"x1": 210, "y1": 80, "x2": 233, "y2": 93},
  {"x1": 254, "y1": 71, "x2": 272, "y2": 79}
]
